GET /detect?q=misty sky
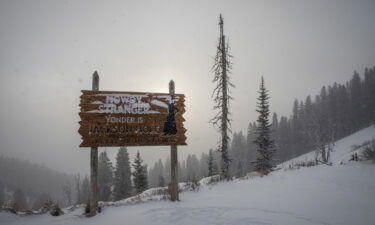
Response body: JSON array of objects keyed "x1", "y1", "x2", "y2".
[{"x1": 0, "y1": 0, "x2": 374, "y2": 174}]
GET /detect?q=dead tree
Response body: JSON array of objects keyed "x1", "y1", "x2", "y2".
[{"x1": 211, "y1": 14, "x2": 234, "y2": 179}]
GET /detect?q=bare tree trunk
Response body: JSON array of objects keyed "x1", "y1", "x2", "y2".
[
  {"x1": 220, "y1": 17, "x2": 229, "y2": 179},
  {"x1": 211, "y1": 14, "x2": 233, "y2": 179}
]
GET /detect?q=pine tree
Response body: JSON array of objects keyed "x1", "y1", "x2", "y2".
[
  {"x1": 349, "y1": 71, "x2": 363, "y2": 130},
  {"x1": 306, "y1": 86, "x2": 335, "y2": 164},
  {"x1": 0, "y1": 181, "x2": 5, "y2": 207},
  {"x1": 254, "y1": 77, "x2": 275, "y2": 174},
  {"x1": 74, "y1": 174, "x2": 82, "y2": 204},
  {"x1": 12, "y1": 188, "x2": 28, "y2": 211},
  {"x1": 32, "y1": 192, "x2": 52, "y2": 210},
  {"x1": 149, "y1": 159, "x2": 165, "y2": 188},
  {"x1": 113, "y1": 147, "x2": 132, "y2": 201},
  {"x1": 211, "y1": 14, "x2": 234, "y2": 179},
  {"x1": 132, "y1": 151, "x2": 148, "y2": 194},
  {"x1": 62, "y1": 182, "x2": 72, "y2": 206},
  {"x1": 199, "y1": 153, "x2": 209, "y2": 178},
  {"x1": 98, "y1": 151, "x2": 113, "y2": 201},
  {"x1": 158, "y1": 175, "x2": 165, "y2": 187},
  {"x1": 271, "y1": 113, "x2": 280, "y2": 163},
  {"x1": 230, "y1": 132, "x2": 247, "y2": 177},
  {"x1": 291, "y1": 99, "x2": 301, "y2": 157},
  {"x1": 81, "y1": 175, "x2": 90, "y2": 204},
  {"x1": 186, "y1": 154, "x2": 200, "y2": 182},
  {"x1": 164, "y1": 156, "x2": 171, "y2": 184},
  {"x1": 363, "y1": 67, "x2": 375, "y2": 124},
  {"x1": 278, "y1": 116, "x2": 291, "y2": 162},
  {"x1": 246, "y1": 122, "x2": 257, "y2": 171},
  {"x1": 208, "y1": 149, "x2": 215, "y2": 176}
]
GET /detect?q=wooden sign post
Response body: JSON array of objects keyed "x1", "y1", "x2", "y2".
[
  {"x1": 79, "y1": 73, "x2": 186, "y2": 215},
  {"x1": 89, "y1": 71, "x2": 99, "y2": 217},
  {"x1": 169, "y1": 80, "x2": 179, "y2": 201}
]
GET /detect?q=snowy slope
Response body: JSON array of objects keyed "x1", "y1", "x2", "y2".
[
  {"x1": 1, "y1": 125, "x2": 374, "y2": 225},
  {"x1": 279, "y1": 125, "x2": 375, "y2": 168}
]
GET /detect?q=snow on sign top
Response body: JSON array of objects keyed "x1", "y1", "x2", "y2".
[
  {"x1": 78, "y1": 90, "x2": 186, "y2": 147},
  {"x1": 87, "y1": 93, "x2": 181, "y2": 114}
]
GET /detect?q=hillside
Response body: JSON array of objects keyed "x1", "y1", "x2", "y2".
[
  {"x1": 280, "y1": 124, "x2": 375, "y2": 167},
  {"x1": 1, "y1": 125, "x2": 374, "y2": 225},
  {"x1": 0, "y1": 156, "x2": 75, "y2": 206}
]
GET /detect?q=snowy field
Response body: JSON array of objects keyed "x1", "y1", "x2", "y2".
[{"x1": 1, "y1": 125, "x2": 374, "y2": 225}]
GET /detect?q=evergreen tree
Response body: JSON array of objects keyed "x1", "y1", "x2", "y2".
[
  {"x1": 164, "y1": 156, "x2": 171, "y2": 184},
  {"x1": 158, "y1": 175, "x2": 165, "y2": 187},
  {"x1": 32, "y1": 192, "x2": 52, "y2": 210},
  {"x1": 148, "y1": 162, "x2": 156, "y2": 188},
  {"x1": 80, "y1": 175, "x2": 90, "y2": 204},
  {"x1": 186, "y1": 154, "x2": 200, "y2": 182},
  {"x1": 349, "y1": 71, "x2": 363, "y2": 130},
  {"x1": 132, "y1": 151, "x2": 148, "y2": 194},
  {"x1": 62, "y1": 182, "x2": 72, "y2": 206},
  {"x1": 74, "y1": 174, "x2": 81, "y2": 204},
  {"x1": 291, "y1": 99, "x2": 301, "y2": 157},
  {"x1": 208, "y1": 149, "x2": 215, "y2": 176},
  {"x1": 178, "y1": 162, "x2": 182, "y2": 182},
  {"x1": 199, "y1": 153, "x2": 209, "y2": 178},
  {"x1": 271, "y1": 112, "x2": 279, "y2": 131},
  {"x1": 0, "y1": 181, "x2": 4, "y2": 207},
  {"x1": 271, "y1": 112, "x2": 280, "y2": 163},
  {"x1": 363, "y1": 67, "x2": 375, "y2": 124},
  {"x1": 305, "y1": 86, "x2": 335, "y2": 163},
  {"x1": 336, "y1": 84, "x2": 350, "y2": 137},
  {"x1": 113, "y1": 147, "x2": 132, "y2": 201},
  {"x1": 98, "y1": 151, "x2": 113, "y2": 201},
  {"x1": 254, "y1": 77, "x2": 275, "y2": 174},
  {"x1": 211, "y1": 14, "x2": 234, "y2": 179},
  {"x1": 246, "y1": 122, "x2": 257, "y2": 171},
  {"x1": 148, "y1": 159, "x2": 165, "y2": 188},
  {"x1": 230, "y1": 132, "x2": 247, "y2": 177},
  {"x1": 12, "y1": 188, "x2": 28, "y2": 211},
  {"x1": 278, "y1": 116, "x2": 291, "y2": 162}
]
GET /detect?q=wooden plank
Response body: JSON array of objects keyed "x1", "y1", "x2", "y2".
[
  {"x1": 81, "y1": 90, "x2": 185, "y2": 97},
  {"x1": 78, "y1": 124, "x2": 186, "y2": 134},
  {"x1": 79, "y1": 135, "x2": 187, "y2": 147},
  {"x1": 79, "y1": 114, "x2": 186, "y2": 123}
]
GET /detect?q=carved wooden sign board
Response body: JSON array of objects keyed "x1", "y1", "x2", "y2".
[{"x1": 79, "y1": 90, "x2": 186, "y2": 147}]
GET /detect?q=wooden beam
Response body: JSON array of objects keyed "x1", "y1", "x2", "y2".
[
  {"x1": 169, "y1": 80, "x2": 179, "y2": 201},
  {"x1": 89, "y1": 71, "x2": 99, "y2": 217}
]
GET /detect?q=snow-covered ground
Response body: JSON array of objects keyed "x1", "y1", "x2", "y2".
[{"x1": 1, "y1": 125, "x2": 374, "y2": 225}]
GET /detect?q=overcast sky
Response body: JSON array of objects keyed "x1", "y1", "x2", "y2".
[{"x1": 0, "y1": 0, "x2": 374, "y2": 174}]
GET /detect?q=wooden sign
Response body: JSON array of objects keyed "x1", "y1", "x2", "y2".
[{"x1": 79, "y1": 90, "x2": 186, "y2": 147}]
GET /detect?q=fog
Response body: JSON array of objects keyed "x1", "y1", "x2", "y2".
[{"x1": 0, "y1": 0, "x2": 374, "y2": 174}]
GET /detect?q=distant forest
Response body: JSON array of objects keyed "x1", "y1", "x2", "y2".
[
  {"x1": 1, "y1": 66, "x2": 374, "y2": 209},
  {"x1": 149, "y1": 66, "x2": 375, "y2": 186},
  {"x1": 0, "y1": 156, "x2": 76, "y2": 209}
]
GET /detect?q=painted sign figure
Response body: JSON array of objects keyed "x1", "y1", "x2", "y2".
[{"x1": 163, "y1": 102, "x2": 179, "y2": 135}]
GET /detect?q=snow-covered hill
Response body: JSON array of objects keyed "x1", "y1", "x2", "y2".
[
  {"x1": 279, "y1": 125, "x2": 375, "y2": 167},
  {"x1": 1, "y1": 125, "x2": 374, "y2": 225}
]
